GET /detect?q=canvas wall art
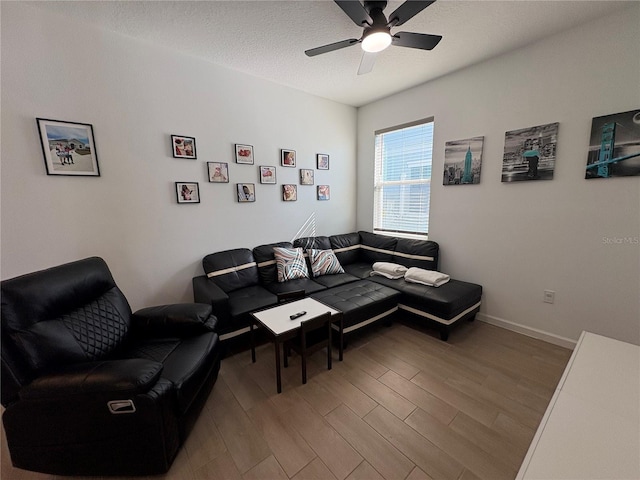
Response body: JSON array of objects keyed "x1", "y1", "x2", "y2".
[
  {"x1": 585, "y1": 109, "x2": 640, "y2": 179},
  {"x1": 502, "y1": 122, "x2": 558, "y2": 182},
  {"x1": 443, "y1": 136, "x2": 484, "y2": 185}
]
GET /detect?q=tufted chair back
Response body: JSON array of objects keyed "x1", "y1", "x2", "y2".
[{"x1": 1, "y1": 257, "x2": 132, "y2": 406}]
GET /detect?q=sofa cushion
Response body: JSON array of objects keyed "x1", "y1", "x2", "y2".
[
  {"x1": 312, "y1": 273, "x2": 360, "y2": 289},
  {"x1": 343, "y1": 262, "x2": 374, "y2": 279},
  {"x1": 263, "y1": 277, "x2": 326, "y2": 296},
  {"x1": 311, "y1": 280, "x2": 401, "y2": 332},
  {"x1": 359, "y1": 231, "x2": 397, "y2": 263},
  {"x1": 307, "y1": 249, "x2": 345, "y2": 277},
  {"x1": 293, "y1": 236, "x2": 331, "y2": 250},
  {"x1": 369, "y1": 276, "x2": 482, "y2": 322},
  {"x1": 392, "y1": 238, "x2": 439, "y2": 270},
  {"x1": 329, "y1": 232, "x2": 361, "y2": 266},
  {"x1": 223, "y1": 285, "x2": 278, "y2": 335},
  {"x1": 273, "y1": 247, "x2": 310, "y2": 282},
  {"x1": 202, "y1": 248, "x2": 259, "y2": 293},
  {"x1": 253, "y1": 242, "x2": 292, "y2": 285}
]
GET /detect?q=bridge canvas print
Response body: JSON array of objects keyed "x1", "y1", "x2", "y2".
[{"x1": 585, "y1": 109, "x2": 640, "y2": 179}]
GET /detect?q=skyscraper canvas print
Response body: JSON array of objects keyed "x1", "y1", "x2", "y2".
[{"x1": 443, "y1": 136, "x2": 484, "y2": 185}]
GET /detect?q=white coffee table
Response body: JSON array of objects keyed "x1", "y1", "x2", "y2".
[{"x1": 250, "y1": 297, "x2": 342, "y2": 393}]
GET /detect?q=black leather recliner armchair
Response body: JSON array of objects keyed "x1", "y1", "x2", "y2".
[{"x1": 1, "y1": 257, "x2": 222, "y2": 476}]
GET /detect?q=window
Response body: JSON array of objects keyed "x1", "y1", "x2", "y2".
[{"x1": 374, "y1": 118, "x2": 434, "y2": 237}]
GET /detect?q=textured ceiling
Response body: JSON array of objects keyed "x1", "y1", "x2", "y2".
[{"x1": 29, "y1": 0, "x2": 629, "y2": 107}]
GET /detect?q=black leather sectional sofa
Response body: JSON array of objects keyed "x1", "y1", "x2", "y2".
[{"x1": 193, "y1": 231, "x2": 482, "y2": 342}]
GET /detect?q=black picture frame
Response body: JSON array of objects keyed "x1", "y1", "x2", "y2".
[
  {"x1": 281, "y1": 149, "x2": 296, "y2": 167},
  {"x1": 176, "y1": 182, "x2": 200, "y2": 203},
  {"x1": 317, "y1": 185, "x2": 330, "y2": 200},
  {"x1": 237, "y1": 183, "x2": 256, "y2": 202},
  {"x1": 171, "y1": 135, "x2": 197, "y2": 159},
  {"x1": 36, "y1": 118, "x2": 100, "y2": 176},
  {"x1": 235, "y1": 144, "x2": 254, "y2": 164},
  {"x1": 207, "y1": 162, "x2": 229, "y2": 183},
  {"x1": 283, "y1": 184, "x2": 297, "y2": 201},
  {"x1": 260, "y1": 166, "x2": 277, "y2": 184},
  {"x1": 317, "y1": 153, "x2": 329, "y2": 170},
  {"x1": 300, "y1": 169, "x2": 314, "y2": 185}
]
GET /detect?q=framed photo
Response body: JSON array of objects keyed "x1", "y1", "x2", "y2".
[
  {"x1": 502, "y1": 122, "x2": 558, "y2": 182},
  {"x1": 260, "y1": 166, "x2": 277, "y2": 184},
  {"x1": 317, "y1": 153, "x2": 329, "y2": 170},
  {"x1": 176, "y1": 182, "x2": 200, "y2": 203},
  {"x1": 36, "y1": 118, "x2": 100, "y2": 176},
  {"x1": 237, "y1": 183, "x2": 255, "y2": 202},
  {"x1": 235, "y1": 144, "x2": 254, "y2": 164},
  {"x1": 586, "y1": 109, "x2": 640, "y2": 179},
  {"x1": 281, "y1": 149, "x2": 296, "y2": 167},
  {"x1": 299, "y1": 169, "x2": 314, "y2": 185},
  {"x1": 207, "y1": 162, "x2": 229, "y2": 183},
  {"x1": 317, "y1": 185, "x2": 330, "y2": 201},
  {"x1": 282, "y1": 184, "x2": 297, "y2": 201},
  {"x1": 171, "y1": 135, "x2": 196, "y2": 159},
  {"x1": 443, "y1": 136, "x2": 484, "y2": 185}
]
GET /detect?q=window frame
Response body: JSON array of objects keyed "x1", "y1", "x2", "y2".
[{"x1": 373, "y1": 117, "x2": 434, "y2": 239}]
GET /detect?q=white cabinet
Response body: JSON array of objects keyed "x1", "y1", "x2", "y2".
[{"x1": 517, "y1": 331, "x2": 640, "y2": 480}]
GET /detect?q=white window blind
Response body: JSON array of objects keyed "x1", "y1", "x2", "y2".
[{"x1": 374, "y1": 119, "x2": 433, "y2": 237}]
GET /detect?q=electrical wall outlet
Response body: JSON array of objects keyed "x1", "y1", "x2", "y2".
[{"x1": 543, "y1": 290, "x2": 555, "y2": 304}]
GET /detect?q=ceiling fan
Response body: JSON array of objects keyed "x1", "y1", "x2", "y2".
[{"x1": 305, "y1": 0, "x2": 442, "y2": 75}]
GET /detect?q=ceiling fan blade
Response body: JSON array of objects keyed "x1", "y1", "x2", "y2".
[
  {"x1": 334, "y1": 0, "x2": 372, "y2": 26},
  {"x1": 392, "y1": 31, "x2": 442, "y2": 50},
  {"x1": 387, "y1": 0, "x2": 437, "y2": 27},
  {"x1": 305, "y1": 38, "x2": 360, "y2": 57},
  {"x1": 357, "y1": 51, "x2": 377, "y2": 75}
]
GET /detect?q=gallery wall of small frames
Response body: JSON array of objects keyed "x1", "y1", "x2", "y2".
[{"x1": 169, "y1": 135, "x2": 332, "y2": 204}]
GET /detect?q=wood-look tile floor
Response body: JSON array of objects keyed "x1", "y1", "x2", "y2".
[{"x1": 1, "y1": 320, "x2": 572, "y2": 480}]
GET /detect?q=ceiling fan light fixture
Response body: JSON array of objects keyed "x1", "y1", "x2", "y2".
[{"x1": 361, "y1": 30, "x2": 392, "y2": 53}]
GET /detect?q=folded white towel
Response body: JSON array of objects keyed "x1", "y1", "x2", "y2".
[
  {"x1": 370, "y1": 262, "x2": 407, "y2": 280},
  {"x1": 404, "y1": 267, "x2": 450, "y2": 287}
]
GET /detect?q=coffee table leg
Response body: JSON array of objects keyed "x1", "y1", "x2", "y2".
[
  {"x1": 274, "y1": 339, "x2": 282, "y2": 394},
  {"x1": 250, "y1": 320, "x2": 256, "y2": 363}
]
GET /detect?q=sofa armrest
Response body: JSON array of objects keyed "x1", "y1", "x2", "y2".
[
  {"x1": 193, "y1": 275, "x2": 230, "y2": 321},
  {"x1": 131, "y1": 303, "x2": 217, "y2": 337},
  {"x1": 19, "y1": 359, "x2": 163, "y2": 400}
]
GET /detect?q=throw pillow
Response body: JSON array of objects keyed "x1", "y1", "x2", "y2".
[
  {"x1": 273, "y1": 247, "x2": 309, "y2": 282},
  {"x1": 307, "y1": 248, "x2": 345, "y2": 277}
]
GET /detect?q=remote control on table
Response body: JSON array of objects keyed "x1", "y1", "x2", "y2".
[{"x1": 290, "y1": 311, "x2": 306, "y2": 320}]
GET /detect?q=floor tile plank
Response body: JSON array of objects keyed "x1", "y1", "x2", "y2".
[{"x1": 325, "y1": 404, "x2": 415, "y2": 480}]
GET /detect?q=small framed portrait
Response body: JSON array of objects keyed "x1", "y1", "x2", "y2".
[
  {"x1": 317, "y1": 185, "x2": 330, "y2": 201},
  {"x1": 176, "y1": 182, "x2": 200, "y2": 203},
  {"x1": 317, "y1": 153, "x2": 329, "y2": 170},
  {"x1": 282, "y1": 184, "x2": 297, "y2": 201},
  {"x1": 235, "y1": 144, "x2": 254, "y2": 164},
  {"x1": 300, "y1": 169, "x2": 314, "y2": 185},
  {"x1": 171, "y1": 135, "x2": 196, "y2": 159},
  {"x1": 207, "y1": 162, "x2": 229, "y2": 183},
  {"x1": 260, "y1": 166, "x2": 277, "y2": 184},
  {"x1": 237, "y1": 183, "x2": 256, "y2": 202},
  {"x1": 36, "y1": 118, "x2": 100, "y2": 176},
  {"x1": 281, "y1": 149, "x2": 296, "y2": 167}
]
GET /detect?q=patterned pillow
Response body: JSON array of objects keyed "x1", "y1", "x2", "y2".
[
  {"x1": 273, "y1": 247, "x2": 309, "y2": 282},
  {"x1": 307, "y1": 248, "x2": 345, "y2": 277}
]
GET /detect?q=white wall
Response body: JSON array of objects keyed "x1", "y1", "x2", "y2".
[
  {"x1": 357, "y1": 4, "x2": 640, "y2": 346},
  {"x1": 0, "y1": 3, "x2": 357, "y2": 309}
]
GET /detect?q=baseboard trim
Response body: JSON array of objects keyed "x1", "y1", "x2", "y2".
[{"x1": 477, "y1": 313, "x2": 577, "y2": 350}]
